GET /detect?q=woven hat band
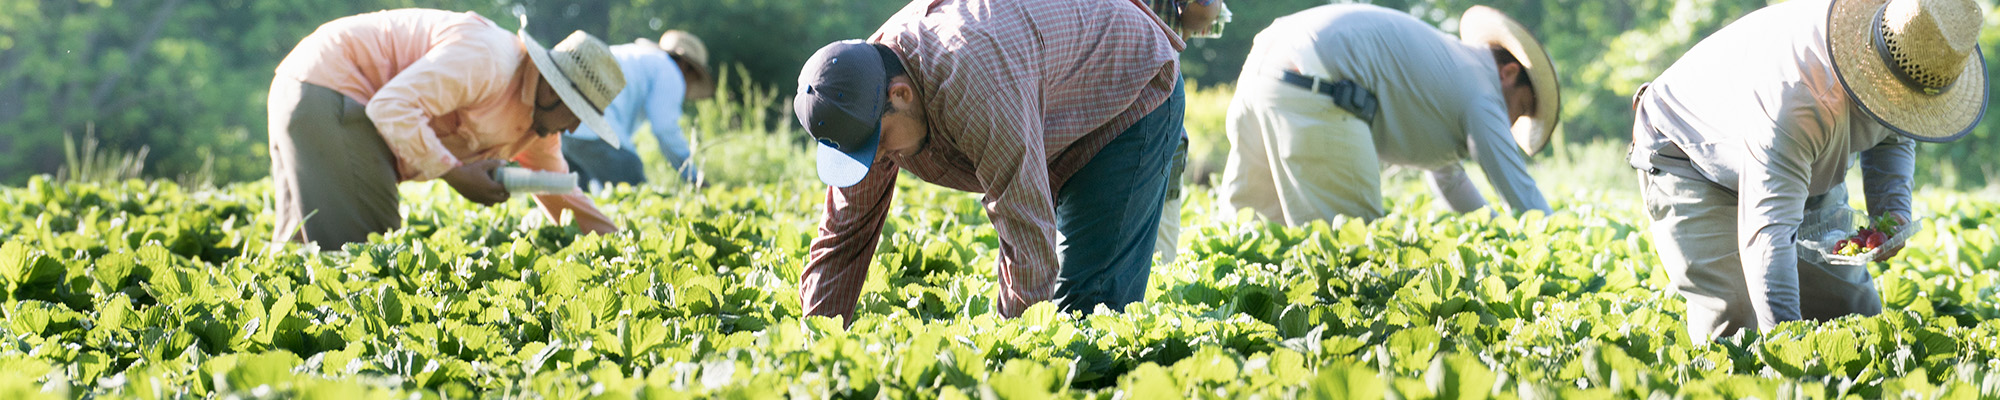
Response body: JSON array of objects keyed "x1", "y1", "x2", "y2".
[
  {"x1": 1872, "y1": 0, "x2": 1981, "y2": 95},
  {"x1": 564, "y1": 75, "x2": 605, "y2": 111},
  {"x1": 1873, "y1": 6, "x2": 1949, "y2": 94}
]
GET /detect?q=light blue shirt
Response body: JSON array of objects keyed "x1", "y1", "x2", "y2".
[{"x1": 569, "y1": 41, "x2": 699, "y2": 182}]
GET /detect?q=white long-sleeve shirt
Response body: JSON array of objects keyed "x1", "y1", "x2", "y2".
[
  {"x1": 1630, "y1": 0, "x2": 1915, "y2": 325},
  {"x1": 1272, "y1": 4, "x2": 1551, "y2": 215}
]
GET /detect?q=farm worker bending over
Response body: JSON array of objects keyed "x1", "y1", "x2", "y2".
[
  {"x1": 793, "y1": 0, "x2": 1185, "y2": 321},
  {"x1": 269, "y1": 9, "x2": 625, "y2": 247},
  {"x1": 1632, "y1": 0, "x2": 1986, "y2": 343},
  {"x1": 1217, "y1": 5, "x2": 1557, "y2": 224},
  {"x1": 562, "y1": 31, "x2": 715, "y2": 189}
]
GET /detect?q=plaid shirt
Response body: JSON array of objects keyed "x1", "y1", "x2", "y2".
[{"x1": 802, "y1": 0, "x2": 1182, "y2": 320}]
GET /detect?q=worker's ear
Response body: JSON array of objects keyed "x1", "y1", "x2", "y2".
[
  {"x1": 1498, "y1": 61, "x2": 1525, "y2": 88},
  {"x1": 886, "y1": 76, "x2": 917, "y2": 107}
]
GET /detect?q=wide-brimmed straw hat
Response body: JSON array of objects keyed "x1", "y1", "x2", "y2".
[
  {"x1": 657, "y1": 30, "x2": 712, "y2": 84},
  {"x1": 1830, "y1": 0, "x2": 1988, "y2": 142},
  {"x1": 1460, "y1": 6, "x2": 1560, "y2": 156},
  {"x1": 520, "y1": 27, "x2": 626, "y2": 148}
]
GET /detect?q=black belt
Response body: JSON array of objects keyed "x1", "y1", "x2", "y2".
[{"x1": 1274, "y1": 70, "x2": 1378, "y2": 123}]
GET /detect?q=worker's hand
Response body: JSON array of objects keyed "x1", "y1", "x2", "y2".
[
  {"x1": 443, "y1": 160, "x2": 509, "y2": 206},
  {"x1": 1871, "y1": 212, "x2": 1910, "y2": 263}
]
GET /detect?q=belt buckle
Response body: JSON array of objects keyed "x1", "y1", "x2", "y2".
[{"x1": 1309, "y1": 77, "x2": 1327, "y2": 95}]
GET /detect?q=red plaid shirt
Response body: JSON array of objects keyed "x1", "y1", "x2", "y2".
[{"x1": 802, "y1": 0, "x2": 1182, "y2": 320}]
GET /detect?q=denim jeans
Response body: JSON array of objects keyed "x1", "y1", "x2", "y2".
[
  {"x1": 1052, "y1": 80, "x2": 1185, "y2": 313},
  {"x1": 560, "y1": 135, "x2": 650, "y2": 189}
]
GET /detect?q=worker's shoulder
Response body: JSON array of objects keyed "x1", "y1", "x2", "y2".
[
  {"x1": 1276, "y1": 4, "x2": 1423, "y2": 28},
  {"x1": 608, "y1": 42, "x2": 674, "y2": 62}
]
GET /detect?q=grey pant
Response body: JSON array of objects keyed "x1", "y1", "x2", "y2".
[
  {"x1": 1638, "y1": 169, "x2": 1882, "y2": 343},
  {"x1": 268, "y1": 79, "x2": 401, "y2": 248}
]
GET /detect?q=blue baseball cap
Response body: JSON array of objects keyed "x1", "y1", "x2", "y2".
[{"x1": 795, "y1": 40, "x2": 890, "y2": 188}]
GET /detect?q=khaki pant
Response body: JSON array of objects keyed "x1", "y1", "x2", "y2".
[
  {"x1": 268, "y1": 78, "x2": 402, "y2": 248},
  {"x1": 1638, "y1": 169, "x2": 1882, "y2": 343},
  {"x1": 1156, "y1": 197, "x2": 1182, "y2": 264},
  {"x1": 1218, "y1": 69, "x2": 1382, "y2": 224}
]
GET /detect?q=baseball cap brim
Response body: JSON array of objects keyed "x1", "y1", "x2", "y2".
[{"x1": 814, "y1": 127, "x2": 879, "y2": 188}]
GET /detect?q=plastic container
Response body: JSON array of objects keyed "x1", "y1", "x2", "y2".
[
  {"x1": 491, "y1": 167, "x2": 578, "y2": 195},
  {"x1": 1795, "y1": 202, "x2": 1920, "y2": 266}
]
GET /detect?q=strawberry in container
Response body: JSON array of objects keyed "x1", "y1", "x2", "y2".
[{"x1": 1830, "y1": 214, "x2": 1909, "y2": 260}]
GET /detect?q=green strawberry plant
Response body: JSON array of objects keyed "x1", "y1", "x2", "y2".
[{"x1": 0, "y1": 173, "x2": 1995, "y2": 399}]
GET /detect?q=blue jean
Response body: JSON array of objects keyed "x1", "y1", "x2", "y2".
[
  {"x1": 1052, "y1": 80, "x2": 1184, "y2": 313},
  {"x1": 560, "y1": 135, "x2": 649, "y2": 188}
]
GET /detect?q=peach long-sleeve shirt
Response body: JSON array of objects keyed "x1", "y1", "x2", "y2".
[{"x1": 274, "y1": 8, "x2": 611, "y2": 228}]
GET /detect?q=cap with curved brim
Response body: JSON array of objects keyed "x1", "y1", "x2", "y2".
[
  {"x1": 1460, "y1": 5, "x2": 1561, "y2": 156},
  {"x1": 522, "y1": 31, "x2": 621, "y2": 149},
  {"x1": 796, "y1": 40, "x2": 891, "y2": 188},
  {"x1": 1829, "y1": 0, "x2": 1988, "y2": 142},
  {"x1": 815, "y1": 130, "x2": 879, "y2": 188}
]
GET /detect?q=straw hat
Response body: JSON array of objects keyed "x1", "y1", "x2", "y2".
[
  {"x1": 657, "y1": 30, "x2": 713, "y2": 84},
  {"x1": 520, "y1": 28, "x2": 627, "y2": 149},
  {"x1": 1460, "y1": 6, "x2": 1561, "y2": 156},
  {"x1": 1830, "y1": 0, "x2": 1988, "y2": 142}
]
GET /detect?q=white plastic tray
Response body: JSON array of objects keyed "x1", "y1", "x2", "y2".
[{"x1": 1795, "y1": 203, "x2": 1919, "y2": 266}]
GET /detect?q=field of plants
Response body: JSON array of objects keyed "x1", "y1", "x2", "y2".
[{"x1": 3, "y1": 82, "x2": 2000, "y2": 399}]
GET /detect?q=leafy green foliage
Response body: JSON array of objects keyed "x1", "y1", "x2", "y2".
[
  {"x1": 4, "y1": 2, "x2": 2000, "y2": 397},
  {"x1": 1, "y1": 155, "x2": 1998, "y2": 398}
]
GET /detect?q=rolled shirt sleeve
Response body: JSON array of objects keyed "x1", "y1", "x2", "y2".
[
  {"x1": 1858, "y1": 133, "x2": 1914, "y2": 218},
  {"x1": 1737, "y1": 127, "x2": 1816, "y2": 327},
  {"x1": 1466, "y1": 114, "x2": 1552, "y2": 215},
  {"x1": 363, "y1": 33, "x2": 515, "y2": 181}
]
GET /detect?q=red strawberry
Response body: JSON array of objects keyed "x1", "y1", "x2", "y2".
[{"x1": 1863, "y1": 231, "x2": 1887, "y2": 249}]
